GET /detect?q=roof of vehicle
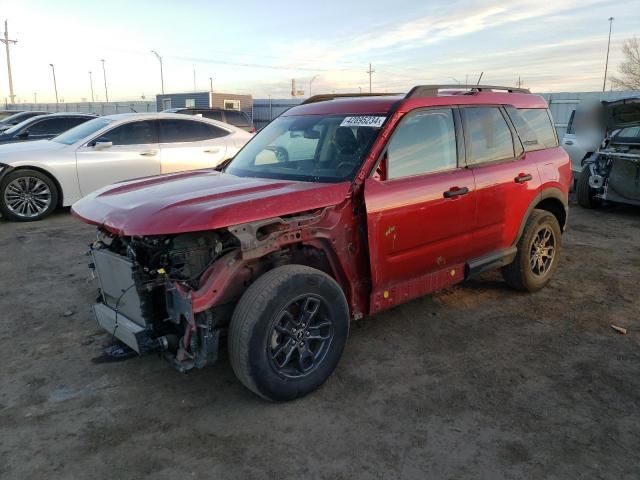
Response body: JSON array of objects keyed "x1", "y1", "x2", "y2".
[
  {"x1": 97, "y1": 112, "x2": 245, "y2": 132},
  {"x1": 286, "y1": 85, "x2": 548, "y2": 116},
  {"x1": 26, "y1": 112, "x2": 98, "y2": 119}
]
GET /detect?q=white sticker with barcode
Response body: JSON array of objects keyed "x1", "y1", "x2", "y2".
[{"x1": 339, "y1": 116, "x2": 386, "y2": 128}]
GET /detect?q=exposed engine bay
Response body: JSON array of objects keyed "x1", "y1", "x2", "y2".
[
  {"x1": 90, "y1": 229, "x2": 240, "y2": 371},
  {"x1": 586, "y1": 131, "x2": 640, "y2": 207}
]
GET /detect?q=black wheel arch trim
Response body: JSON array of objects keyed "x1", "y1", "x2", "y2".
[{"x1": 514, "y1": 188, "x2": 568, "y2": 245}]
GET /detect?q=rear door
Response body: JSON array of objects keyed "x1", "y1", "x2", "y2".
[
  {"x1": 462, "y1": 106, "x2": 541, "y2": 261},
  {"x1": 158, "y1": 118, "x2": 230, "y2": 173},
  {"x1": 364, "y1": 107, "x2": 475, "y2": 311},
  {"x1": 76, "y1": 120, "x2": 161, "y2": 196}
]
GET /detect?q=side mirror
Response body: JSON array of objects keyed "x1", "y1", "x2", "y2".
[
  {"x1": 17, "y1": 131, "x2": 29, "y2": 139},
  {"x1": 94, "y1": 141, "x2": 113, "y2": 150}
]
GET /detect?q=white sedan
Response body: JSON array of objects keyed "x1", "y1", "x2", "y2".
[{"x1": 0, "y1": 112, "x2": 253, "y2": 221}]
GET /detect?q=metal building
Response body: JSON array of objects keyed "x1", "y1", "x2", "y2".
[{"x1": 155, "y1": 92, "x2": 253, "y2": 118}]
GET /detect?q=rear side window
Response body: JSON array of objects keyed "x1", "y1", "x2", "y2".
[
  {"x1": 224, "y1": 111, "x2": 250, "y2": 127},
  {"x1": 566, "y1": 110, "x2": 576, "y2": 134},
  {"x1": 386, "y1": 108, "x2": 457, "y2": 179},
  {"x1": 202, "y1": 111, "x2": 223, "y2": 121},
  {"x1": 518, "y1": 109, "x2": 558, "y2": 150},
  {"x1": 462, "y1": 107, "x2": 515, "y2": 164},
  {"x1": 158, "y1": 119, "x2": 228, "y2": 143}
]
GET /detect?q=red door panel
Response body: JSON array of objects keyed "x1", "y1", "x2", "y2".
[
  {"x1": 364, "y1": 168, "x2": 475, "y2": 292},
  {"x1": 469, "y1": 154, "x2": 541, "y2": 259}
]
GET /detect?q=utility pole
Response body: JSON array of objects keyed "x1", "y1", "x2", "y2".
[
  {"x1": 151, "y1": 50, "x2": 164, "y2": 94},
  {"x1": 33, "y1": 92, "x2": 36, "y2": 103},
  {"x1": 366, "y1": 63, "x2": 375, "y2": 93},
  {"x1": 209, "y1": 76, "x2": 213, "y2": 93},
  {"x1": 517, "y1": 76, "x2": 522, "y2": 88},
  {"x1": 1, "y1": 20, "x2": 17, "y2": 104},
  {"x1": 603, "y1": 17, "x2": 614, "y2": 92},
  {"x1": 49, "y1": 64, "x2": 58, "y2": 103},
  {"x1": 193, "y1": 67, "x2": 196, "y2": 92},
  {"x1": 101, "y1": 59, "x2": 109, "y2": 102},
  {"x1": 89, "y1": 71, "x2": 95, "y2": 102}
]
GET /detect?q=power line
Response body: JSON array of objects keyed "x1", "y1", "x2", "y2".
[{"x1": 1, "y1": 20, "x2": 17, "y2": 104}]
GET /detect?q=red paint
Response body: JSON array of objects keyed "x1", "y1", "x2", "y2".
[
  {"x1": 72, "y1": 169, "x2": 351, "y2": 236},
  {"x1": 73, "y1": 90, "x2": 571, "y2": 318}
]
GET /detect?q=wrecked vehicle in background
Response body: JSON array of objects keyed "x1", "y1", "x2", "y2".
[
  {"x1": 72, "y1": 85, "x2": 571, "y2": 401},
  {"x1": 577, "y1": 97, "x2": 640, "y2": 208}
]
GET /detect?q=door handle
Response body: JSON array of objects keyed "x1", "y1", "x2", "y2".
[
  {"x1": 564, "y1": 140, "x2": 574, "y2": 145},
  {"x1": 204, "y1": 148, "x2": 221, "y2": 154},
  {"x1": 443, "y1": 186, "x2": 469, "y2": 198},
  {"x1": 140, "y1": 150, "x2": 158, "y2": 157},
  {"x1": 514, "y1": 173, "x2": 533, "y2": 184}
]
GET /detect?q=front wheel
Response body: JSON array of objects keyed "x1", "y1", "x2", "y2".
[
  {"x1": 502, "y1": 209, "x2": 562, "y2": 292},
  {"x1": 228, "y1": 265, "x2": 349, "y2": 401},
  {"x1": 0, "y1": 169, "x2": 58, "y2": 221},
  {"x1": 576, "y1": 166, "x2": 601, "y2": 209}
]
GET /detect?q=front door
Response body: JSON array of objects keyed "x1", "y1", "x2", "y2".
[
  {"x1": 364, "y1": 108, "x2": 475, "y2": 313},
  {"x1": 76, "y1": 120, "x2": 160, "y2": 196}
]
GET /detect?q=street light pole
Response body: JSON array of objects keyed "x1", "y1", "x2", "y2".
[
  {"x1": 89, "y1": 71, "x2": 95, "y2": 102},
  {"x1": 151, "y1": 50, "x2": 164, "y2": 94},
  {"x1": 101, "y1": 59, "x2": 109, "y2": 102},
  {"x1": 309, "y1": 74, "x2": 320, "y2": 97},
  {"x1": 49, "y1": 63, "x2": 59, "y2": 103},
  {"x1": 603, "y1": 17, "x2": 614, "y2": 92}
]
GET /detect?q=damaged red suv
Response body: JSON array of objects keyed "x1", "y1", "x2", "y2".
[{"x1": 72, "y1": 85, "x2": 571, "y2": 400}]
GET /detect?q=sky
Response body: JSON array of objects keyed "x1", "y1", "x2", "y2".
[{"x1": 1, "y1": 0, "x2": 639, "y2": 103}]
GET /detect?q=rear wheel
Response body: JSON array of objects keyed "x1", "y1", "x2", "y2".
[
  {"x1": 502, "y1": 209, "x2": 562, "y2": 292},
  {"x1": 229, "y1": 265, "x2": 349, "y2": 401},
  {"x1": 576, "y1": 166, "x2": 601, "y2": 209},
  {"x1": 0, "y1": 169, "x2": 58, "y2": 221}
]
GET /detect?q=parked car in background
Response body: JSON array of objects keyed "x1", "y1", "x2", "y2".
[
  {"x1": 0, "y1": 113, "x2": 97, "y2": 145},
  {"x1": 0, "y1": 111, "x2": 48, "y2": 131},
  {"x1": 561, "y1": 102, "x2": 608, "y2": 185},
  {"x1": 0, "y1": 110, "x2": 23, "y2": 120},
  {"x1": 577, "y1": 96, "x2": 640, "y2": 209},
  {"x1": 72, "y1": 85, "x2": 570, "y2": 401},
  {"x1": 0, "y1": 112, "x2": 252, "y2": 221},
  {"x1": 162, "y1": 107, "x2": 256, "y2": 133}
]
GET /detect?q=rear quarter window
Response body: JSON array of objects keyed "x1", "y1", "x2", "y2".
[{"x1": 512, "y1": 108, "x2": 558, "y2": 151}]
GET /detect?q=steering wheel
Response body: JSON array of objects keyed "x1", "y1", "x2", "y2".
[{"x1": 265, "y1": 146, "x2": 289, "y2": 163}]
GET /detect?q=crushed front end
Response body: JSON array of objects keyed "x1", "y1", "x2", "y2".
[
  {"x1": 586, "y1": 135, "x2": 640, "y2": 207},
  {"x1": 89, "y1": 229, "x2": 239, "y2": 371}
]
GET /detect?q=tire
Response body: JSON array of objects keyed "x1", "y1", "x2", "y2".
[
  {"x1": 576, "y1": 166, "x2": 601, "y2": 209},
  {"x1": 229, "y1": 265, "x2": 349, "y2": 401},
  {"x1": 502, "y1": 209, "x2": 562, "y2": 293},
  {"x1": 0, "y1": 168, "x2": 59, "y2": 221}
]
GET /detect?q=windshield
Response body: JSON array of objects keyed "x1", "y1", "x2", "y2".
[
  {"x1": 52, "y1": 118, "x2": 113, "y2": 145},
  {"x1": 226, "y1": 114, "x2": 384, "y2": 182}
]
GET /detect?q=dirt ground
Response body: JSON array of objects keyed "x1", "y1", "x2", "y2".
[{"x1": 1, "y1": 202, "x2": 639, "y2": 480}]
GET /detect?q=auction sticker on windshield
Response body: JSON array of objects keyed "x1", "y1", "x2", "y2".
[{"x1": 340, "y1": 116, "x2": 386, "y2": 128}]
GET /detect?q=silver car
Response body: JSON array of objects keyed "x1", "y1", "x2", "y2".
[{"x1": 0, "y1": 113, "x2": 253, "y2": 221}]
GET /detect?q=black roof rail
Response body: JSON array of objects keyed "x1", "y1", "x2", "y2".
[
  {"x1": 406, "y1": 84, "x2": 530, "y2": 99},
  {"x1": 302, "y1": 92, "x2": 400, "y2": 105}
]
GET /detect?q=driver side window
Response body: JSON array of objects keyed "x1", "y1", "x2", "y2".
[
  {"x1": 386, "y1": 108, "x2": 458, "y2": 180},
  {"x1": 98, "y1": 121, "x2": 158, "y2": 146}
]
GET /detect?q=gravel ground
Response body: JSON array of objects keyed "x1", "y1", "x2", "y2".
[{"x1": 1, "y1": 203, "x2": 639, "y2": 480}]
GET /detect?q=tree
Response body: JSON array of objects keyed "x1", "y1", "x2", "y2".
[{"x1": 611, "y1": 37, "x2": 640, "y2": 91}]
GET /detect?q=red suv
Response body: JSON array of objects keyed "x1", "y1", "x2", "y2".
[{"x1": 72, "y1": 85, "x2": 571, "y2": 401}]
